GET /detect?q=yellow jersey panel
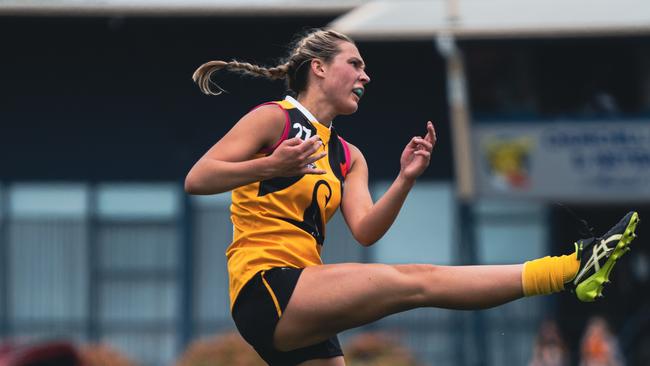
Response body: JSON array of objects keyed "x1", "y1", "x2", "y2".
[{"x1": 227, "y1": 99, "x2": 351, "y2": 309}]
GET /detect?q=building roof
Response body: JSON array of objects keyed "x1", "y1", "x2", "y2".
[
  {"x1": 0, "y1": 0, "x2": 365, "y2": 16},
  {"x1": 329, "y1": 0, "x2": 650, "y2": 40}
]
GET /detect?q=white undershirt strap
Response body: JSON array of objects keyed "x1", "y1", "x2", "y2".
[{"x1": 284, "y1": 95, "x2": 332, "y2": 130}]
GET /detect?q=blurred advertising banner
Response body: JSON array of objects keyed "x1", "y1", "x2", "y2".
[{"x1": 473, "y1": 121, "x2": 650, "y2": 202}]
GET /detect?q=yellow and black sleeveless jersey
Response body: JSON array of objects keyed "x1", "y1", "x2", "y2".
[{"x1": 226, "y1": 96, "x2": 351, "y2": 309}]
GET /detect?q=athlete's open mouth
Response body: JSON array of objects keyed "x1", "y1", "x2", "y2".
[{"x1": 352, "y1": 88, "x2": 364, "y2": 98}]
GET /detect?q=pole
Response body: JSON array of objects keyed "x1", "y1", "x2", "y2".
[{"x1": 437, "y1": 1, "x2": 485, "y2": 364}]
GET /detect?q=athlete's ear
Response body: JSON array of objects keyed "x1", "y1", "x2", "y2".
[{"x1": 310, "y1": 58, "x2": 327, "y2": 79}]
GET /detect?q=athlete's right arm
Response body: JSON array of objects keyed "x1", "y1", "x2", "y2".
[{"x1": 185, "y1": 105, "x2": 327, "y2": 195}]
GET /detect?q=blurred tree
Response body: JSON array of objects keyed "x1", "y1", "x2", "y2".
[
  {"x1": 344, "y1": 332, "x2": 421, "y2": 366},
  {"x1": 78, "y1": 344, "x2": 137, "y2": 366},
  {"x1": 174, "y1": 332, "x2": 265, "y2": 366}
]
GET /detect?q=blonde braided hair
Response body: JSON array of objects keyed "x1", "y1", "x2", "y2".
[{"x1": 192, "y1": 29, "x2": 353, "y2": 96}]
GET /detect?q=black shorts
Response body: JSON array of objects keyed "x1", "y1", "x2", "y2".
[{"x1": 231, "y1": 267, "x2": 343, "y2": 365}]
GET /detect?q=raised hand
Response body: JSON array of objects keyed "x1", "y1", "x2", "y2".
[
  {"x1": 268, "y1": 135, "x2": 328, "y2": 177},
  {"x1": 399, "y1": 121, "x2": 437, "y2": 181}
]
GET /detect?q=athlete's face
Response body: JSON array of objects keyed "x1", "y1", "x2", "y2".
[{"x1": 319, "y1": 42, "x2": 370, "y2": 115}]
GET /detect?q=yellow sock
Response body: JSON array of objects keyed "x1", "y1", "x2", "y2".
[{"x1": 522, "y1": 251, "x2": 580, "y2": 297}]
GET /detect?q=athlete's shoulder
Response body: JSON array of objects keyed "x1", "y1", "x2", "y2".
[
  {"x1": 238, "y1": 101, "x2": 288, "y2": 130},
  {"x1": 340, "y1": 139, "x2": 361, "y2": 156},
  {"x1": 237, "y1": 101, "x2": 293, "y2": 154},
  {"x1": 245, "y1": 100, "x2": 287, "y2": 119},
  {"x1": 339, "y1": 139, "x2": 365, "y2": 172}
]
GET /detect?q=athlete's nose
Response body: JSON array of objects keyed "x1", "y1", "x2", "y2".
[{"x1": 360, "y1": 69, "x2": 370, "y2": 84}]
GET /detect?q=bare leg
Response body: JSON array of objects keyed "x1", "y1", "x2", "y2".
[
  {"x1": 297, "y1": 356, "x2": 345, "y2": 366},
  {"x1": 274, "y1": 262, "x2": 523, "y2": 351}
]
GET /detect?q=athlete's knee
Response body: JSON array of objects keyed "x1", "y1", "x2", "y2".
[
  {"x1": 392, "y1": 263, "x2": 440, "y2": 281},
  {"x1": 391, "y1": 264, "x2": 441, "y2": 301},
  {"x1": 367, "y1": 263, "x2": 419, "y2": 290}
]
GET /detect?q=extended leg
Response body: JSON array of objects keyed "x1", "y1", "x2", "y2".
[
  {"x1": 277, "y1": 211, "x2": 640, "y2": 354},
  {"x1": 297, "y1": 356, "x2": 345, "y2": 366},
  {"x1": 274, "y1": 262, "x2": 523, "y2": 351}
]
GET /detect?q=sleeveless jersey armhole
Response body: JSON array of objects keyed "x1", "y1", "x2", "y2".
[
  {"x1": 250, "y1": 102, "x2": 290, "y2": 154},
  {"x1": 338, "y1": 136, "x2": 352, "y2": 179}
]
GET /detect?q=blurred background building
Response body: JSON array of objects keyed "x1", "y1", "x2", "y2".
[{"x1": 1, "y1": 0, "x2": 649, "y2": 365}]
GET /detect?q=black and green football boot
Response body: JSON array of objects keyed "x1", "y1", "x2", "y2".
[{"x1": 568, "y1": 211, "x2": 640, "y2": 302}]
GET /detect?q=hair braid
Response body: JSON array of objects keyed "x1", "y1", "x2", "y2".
[
  {"x1": 192, "y1": 28, "x2": 353, "y2": 96},
  {"x1": 192, "y1": 60, "x2": 290, "y2": 96}
]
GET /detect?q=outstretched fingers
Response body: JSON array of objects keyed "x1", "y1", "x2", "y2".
[
  {"x1": 305, "y1": 151, "x2": 328, "y2": 165},
  {"x1": 299, "y1": 136, "x2": 327, "y2": 174},
  {"x1": 413, "y1": 137, "x2": 433, "y2": 152},
  {"x1": 424, "y1": 121, "x2": 437, "y2": 146},
  {"x1": 283, "y1": 137, "x2": 303, "y2": 147},
  {"x1": 272, "y1": 135, "x2": 328, "y2": 176},
  {"x1": 409, "y1": 122, "x2": 436, "y2": 153},
  {"x1": 300, "y1": 136, "x2": 324, "y2": 158},
  {"x1": 413, "y1": 150, "x2": 431, "y2": 159}
]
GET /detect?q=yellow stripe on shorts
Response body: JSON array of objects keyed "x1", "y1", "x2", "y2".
[{"x1": 260, "y1": 271, "x2": 282, "y2": 318}]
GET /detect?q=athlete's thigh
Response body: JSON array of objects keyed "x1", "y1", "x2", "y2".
[
  {"x1": 297, "y1": 356, "x2": 345, "y2": 366},
  {"x1": 274, "y1": 262, "x2": 424, "y2": 351}
]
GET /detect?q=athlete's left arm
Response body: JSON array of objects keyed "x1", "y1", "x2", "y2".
[{"x1": 341, "y1": 121, "x2": 436, "y2": 246}]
